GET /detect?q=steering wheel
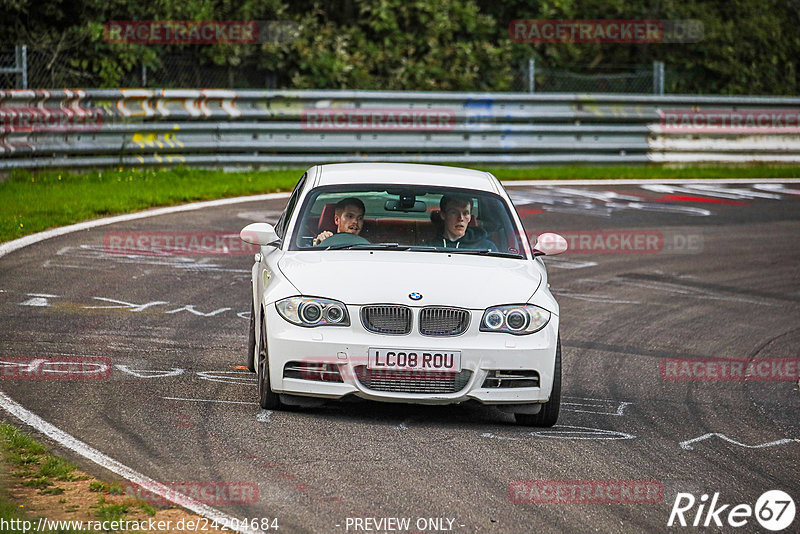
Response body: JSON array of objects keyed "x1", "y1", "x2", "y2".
[{"x1": 315, "y1": 232, "x2": 370, "y2": 247}]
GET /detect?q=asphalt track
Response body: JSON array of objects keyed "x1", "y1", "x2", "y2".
[{"x1": 1, "y1": 180, "x2": 799, "y2": 534}]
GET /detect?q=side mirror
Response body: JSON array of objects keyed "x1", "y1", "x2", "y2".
[
  {"x1": 240, "y1": 222, "x2": 281, "y2": 247},
  {"x1": 532, "y1": 233, "x2": 568, "y2": 256}
]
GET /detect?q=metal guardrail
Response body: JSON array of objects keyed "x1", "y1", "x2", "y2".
[{"x1": 1, "y1": 89, "x2": 799, "y2": 170}]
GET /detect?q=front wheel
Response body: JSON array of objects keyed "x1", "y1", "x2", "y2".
[
  {"x1": 515, "y1": 336, "x2": 561, "y2": 427},
  {"x1": 257, "y1": 311, "x2": 282, "y2": 410}
]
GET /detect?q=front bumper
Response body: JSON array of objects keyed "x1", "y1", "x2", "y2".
[{"x1": 264, "y1": 305, "x2": 559, "y2": 406}]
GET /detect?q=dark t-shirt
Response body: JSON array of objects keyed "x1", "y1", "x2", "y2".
[{"x1": 423, "y1": 226, "x2": 498, "y2": 251}]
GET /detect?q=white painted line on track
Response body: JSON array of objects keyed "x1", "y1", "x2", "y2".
[
  {"x1": 482, "y1": 424, "x2": 636, "y2": 441},
  {"x1": 393, "y1": 417, "x2": 413, "y2": 431},
  {"x1": 0, "y1": 192, "x2": 290, "y2": 260},
  {"x1": 162, "y1": 396, "x2": 258, "y2": 405},
  {"x1": 503, "y1": 178, "x2": 800, "y2": 186},
  {"x1": 679, "y1": 432, "x2": 800, "y2": 451},
  {"x1": 0, "y1": 391, "x2": 264, "y2": 534}
]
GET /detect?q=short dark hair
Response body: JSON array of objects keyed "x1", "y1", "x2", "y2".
[
  {"x1": 439, "y1": 194, "x2": 473, "y2": 212},
  {"x1": 335, "y1": 197, "x2": 365, "y2": 216}
]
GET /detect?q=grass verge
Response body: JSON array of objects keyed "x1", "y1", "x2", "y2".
[
  {"x1": 0, "y1": 167, "x2": 301, "y2": 244},
  {"x1": 0, "y1": 423, "x2": 91, "y2": 532},
  {"x1": 0, "y1": 423, "x2": 226, "y2": 533},
  {"x1": 1, "y1": 164, "x2": 799, "y2": 244}
]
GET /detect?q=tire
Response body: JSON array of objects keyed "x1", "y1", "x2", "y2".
[
  {"x1": 246, "y1": 299, "x2": 256, "y2": 372},
  {"x1": 257, "y1": 311, "x2": 282, "y2": 410},
  {"x1": 515, "y1": 336, "x2": 561, "y2": 427}
]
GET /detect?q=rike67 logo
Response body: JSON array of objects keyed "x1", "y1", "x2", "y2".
[{"x1": 668, "y1": 490, "x2": 795, "y2": 531}]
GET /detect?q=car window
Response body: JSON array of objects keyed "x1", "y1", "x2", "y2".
[
  {"x1": 274, "y1": 172, "x2": 306, "y2": 239},
  {"x1": 289, "y1": 184, "x2": 527, "y2": 258}
]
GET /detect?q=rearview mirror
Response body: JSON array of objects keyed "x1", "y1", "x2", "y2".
[
  {"x1": 532, "y1": 233, "x2": 568, "y2": 256},
  {"x1": 384, "y1": 199, "x2": 427, "y2": 212},
  {"x1": 240, "y1": 222, "x2": 280, "y2": 246}
]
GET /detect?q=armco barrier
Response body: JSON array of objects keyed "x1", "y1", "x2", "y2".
[{"x1": 1, "y1": 89, "x2": 799, "y2": 169}]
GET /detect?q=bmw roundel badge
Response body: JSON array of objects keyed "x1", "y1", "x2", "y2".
[{"x1": 409, "y1": 292, "x2": 422, "y2": 301}]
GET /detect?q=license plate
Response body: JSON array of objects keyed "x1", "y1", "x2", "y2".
[{"x1": 367, "y1": 348, "x2": 461, "y2": 372}]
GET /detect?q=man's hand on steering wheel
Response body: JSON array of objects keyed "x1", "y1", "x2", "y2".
[{"x1": 313, "y1": 231, "x2": 333, "y2": 246}]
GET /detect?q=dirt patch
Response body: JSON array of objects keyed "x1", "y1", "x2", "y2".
[{"x1": 1, "y1": 455, "x2": 229, "y2": 533}]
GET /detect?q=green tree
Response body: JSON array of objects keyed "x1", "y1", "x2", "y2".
[{"x1": 0, "y1": 0, "x2": 797, "y2": 94}]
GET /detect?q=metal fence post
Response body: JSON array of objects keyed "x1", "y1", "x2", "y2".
[
  {"x1": 142, "y1": 63, "x2": 147, "y2": 87},
  {"x1": 11, "y1": 45, "x2": 29, "y2": 89},
  {"x1": 21, "y1": 45, "x2": 27, "y2": 89},
  {"x1": 528, "y1": 58, "x2": 535, "y2": 93},
  {"x1": 653, "y1": 61, "x2": 664, "y2": 95}
]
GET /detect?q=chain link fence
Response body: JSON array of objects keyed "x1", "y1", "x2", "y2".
[
  {"x1": 0, "y1": 46, "x2": 26, "y2": 89},
  {"x1": 1, "y1": 46, "x2": 283, "y2": 90},
  {"x1": 28, "y1": 48, "x2": 100, "y2": 88},
  {"x1": 129, "y1": 52, "x2": 281, "y2": 89},
  {"x1": 3, "y1": 44, "x2": 668, "y2": 94},
  {"x1": 512, "y1": 59, "x2": 666, "y2": 94},
  {"x1": 1, "y1": 45, "x2": 100, "y2": 89}
]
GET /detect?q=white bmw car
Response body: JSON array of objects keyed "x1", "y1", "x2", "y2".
[{"x1": 240, "y1": 163, "x2": 567, "y2": 426}]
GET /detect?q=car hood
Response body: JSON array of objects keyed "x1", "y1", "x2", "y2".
[{"x1": 277, "y1": 251, "x2": 543, "y2": 309}]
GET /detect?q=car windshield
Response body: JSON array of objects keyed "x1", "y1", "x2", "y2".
[{"x1": 289, "y1": 185, "x2": 528, "y2": 258}]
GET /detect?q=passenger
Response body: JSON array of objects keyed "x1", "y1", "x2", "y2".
[
  {"x1": 313, "y1": 197, "x2": 366, "y2": 246},
  {"x1": 426, "y1": 194, "x2": 497, "y2": 251}
]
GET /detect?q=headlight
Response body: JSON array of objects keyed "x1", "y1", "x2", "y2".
[
  {"x1": 324, "y1": 304, "x2": 345, "y2": 323},
  {"x1": 299, "y1": 302, "x2": 322, "y2": 323},
  {"x1": 480, "y1": 304, "x2": 550, "y2": 335},
  {"x1": 484, "y1": 309, "x2": 504, "y2": 330},
  {"x1": 276, "y1": 297, "x2": 350, "y2": 327}
]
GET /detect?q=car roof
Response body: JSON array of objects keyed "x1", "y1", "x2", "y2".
[{"x1": 312, "y1": 163, "x2": 499, "y2": 192}]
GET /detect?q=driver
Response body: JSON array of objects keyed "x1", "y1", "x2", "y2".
[{"x1": 313, "y1": 197, "x2": 366, "y2": 246}]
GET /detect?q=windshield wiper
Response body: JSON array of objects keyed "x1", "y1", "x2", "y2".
[
  {"x1": 324, "y1": 243, "x2": 523, "y2": 258},
  {"x1": 444, "y1": 249, "x2": 525, "y2": 259},
  {"x1": 326, "y1": 243, "x2": 411, "y2": 250}
]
